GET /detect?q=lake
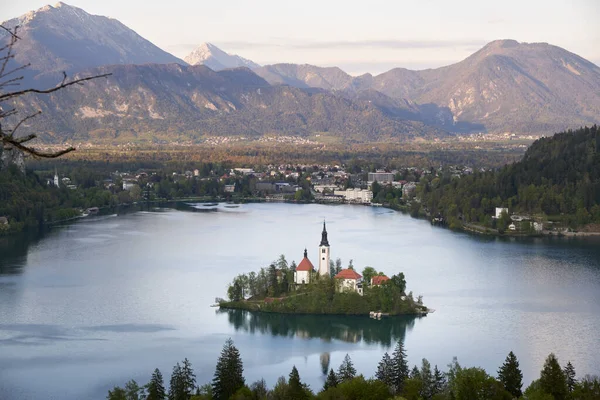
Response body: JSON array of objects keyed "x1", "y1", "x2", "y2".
[{"x1": 1, "y1": 203, "x2": 599, "y2": 399}]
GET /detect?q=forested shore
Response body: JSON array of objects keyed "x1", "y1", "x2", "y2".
[{"x1": 106, "y1": 337, "x2": 600, "y2": 400}]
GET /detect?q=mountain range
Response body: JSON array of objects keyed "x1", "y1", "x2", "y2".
[{"x1": 1, "y1": 2, "x2": 599, "y2": 144}]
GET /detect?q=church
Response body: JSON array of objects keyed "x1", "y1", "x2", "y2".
[{"x1": 294, "y1": 221, "x2": 331, "y2": 285}]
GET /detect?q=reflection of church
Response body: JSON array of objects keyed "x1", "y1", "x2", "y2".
[{"x1": 294, "y1": 221, "x2": 331, "y2": 285}]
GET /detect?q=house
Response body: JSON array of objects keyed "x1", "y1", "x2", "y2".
[
  {"x1": 334, "y1": 269, "x2": 363, "y2": 295},
  {"x1": 224, "y1": 184, "x2": 235, "y2": 193},
  {"x1": 371, "y1": 275, "x2": 390, "y2": 286},
  {"x1": 402, "y1": 182, "x2": 417, "y2": 198},
  {"x1": 294, "y1": 249, "x2": 314, "y2": 284},
  {"x1": 508, "y1": 223, "x2": 516, "y2": 231},
  {"x1": 368, "y1": 171, "x2": 395, "y2": 184},
  {"x1": 533, "y1": 222, "x2": 544, "y2": 232},
  {"x1": 495, "y1": 207, "x2": 508, "y2": 219}
]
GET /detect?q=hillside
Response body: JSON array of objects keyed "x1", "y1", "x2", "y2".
[
  {"x1": 8, "y1": 64, "x2": 443, "y2": 143},
  {"x1": 257, "y1": 41, "x2": 600, "y2": 135},
  {"x1": 415, "y1": 125, "x2": 600, "y2": 230},
  {"x1": 0, "y1": 2, "x2": 185, "y2": 86},
  {"x1": 184, "y1": 43, "x2": 259, "y2": 71}
]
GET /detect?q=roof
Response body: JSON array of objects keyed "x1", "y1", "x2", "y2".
[
  {"x1": 372, "y1": 275, "x2": 390, "y2": 285},
  {"x1": 296, "y1": 257, "x2": 314, "y2": 272},
  {"x1": 334, "y1": 269, "x2": 362, "y2": 280}
]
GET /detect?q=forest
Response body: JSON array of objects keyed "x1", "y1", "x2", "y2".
[
  {"x1": 106, "y1": 337, "x2": 600, "y2": 400},
  {"x1": 412, "y1": 126, "x2": 600, "y2": 231}
]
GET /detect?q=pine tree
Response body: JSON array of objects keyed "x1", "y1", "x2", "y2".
[
  {"x1": 124, "y1": 379, "x2": 145, "y2": 400},
  {"x1": 410, "y1": 366, "x2": 420, "y2": 379},
  {"x1": 107, "y1": 386, "x2": 127, "y2": 400},
  {"x1": 420, "y1": 358, "x2": 434, "y2": 400},
  {"x1": 497, "y1": 351, "x2": 523, "y2": 398},
  {"x1": 323, "y1": 369, "x2": 339, "y2": 391},
  {"x1": 390, "y1": 340, "x2": 409, "y2": 394},
  {"x1": 168, "y1": 362, "x2": 186, "y2": 400},
  {"x1": 212, "y1": 338, "x2": 245, "y2": 400},
  {"x1": 181, "y1": 358, "x2": 196, "y2": 397},
  {"x1": 540, "y1": 353, "x2": 568, "y2": 400},
  {"x1": 433, "y1": 365, "x2": 446, "y2": 396},
  {"x1": 564, "y1": 361, "x2": 577, "y2": 393},
  {"x1": 147, "y1": 368, "x2": 167, "y2": 400},
  {"x1": 376, "y1": 352, "x2": 394, "y2": 389},
  {"x1": 337, "y1": 354, "x2": 356, "y2": 383},
  {"x1": 288, "y1": 366, "x2": 308, "y2": 399}
]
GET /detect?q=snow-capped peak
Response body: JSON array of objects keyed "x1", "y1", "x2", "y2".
[{"x1": 184, "y1": 42, "x2": 259, "y2": 71}]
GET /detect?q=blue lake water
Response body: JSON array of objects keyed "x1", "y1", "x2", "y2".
[{"x1": 1, "y1": 203, "x2": 599, "y2": 399}]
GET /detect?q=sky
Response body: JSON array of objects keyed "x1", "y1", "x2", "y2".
[{"x1": 1, "y1": 0, "x2": 599, "y2": 75}]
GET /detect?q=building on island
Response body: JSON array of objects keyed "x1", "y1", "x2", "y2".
[
  {"x1": 371, "y1": 275, "x2": 390, "y2": 286},
  {"x1": 334, "y1": 269, "x2": 363, "y2": 296},
  {"x1": 294, "y1": 249, "x2": 314, "y2": 284},
  {"x1": 318, "y1": 221, "x2": 330, "y2": 277}
]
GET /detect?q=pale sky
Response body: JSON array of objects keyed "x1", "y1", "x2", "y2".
[{"x1": 1, "y1": 0, "x2": 599, "y2": 75}]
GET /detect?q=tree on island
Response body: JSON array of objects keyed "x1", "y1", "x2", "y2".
[
  {"x1": 0, "y1": 25, "x2": 109, "y2": 169},
  {"x1": 362, "y1": 266, "x2": 377, "y2": 285},
  {"x1": 497, "y1": 351, "x2": 523, "y2": 398},
  {"x1": 212, "y1": 338, "x2": 245, "y2": 400}
]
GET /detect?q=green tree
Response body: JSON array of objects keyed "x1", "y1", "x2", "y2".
[
  {"x1": 124, "y1": 380, "x2": 145, "y2": 400},
  {"x1": 390, "y1": 273, "x2": 407, "y2": 293},
  {"x1": 169, "y1": 362, "x2": 186, "y2": 400},
  {"x1": 249, "y1": 379, "x2": 269, "y2": 400},
  {"x1": 181, "y1": 358, "x2": 197, "y2": 398},
  {"x1": 539, "y1": 353, "x2": 568, "y2": 400},
  {"x1": 288, "y1": 366, "x2": 309, "y2": 400},
  {"x1": 375, "y1": 352, "x2": 394, "y2": 389},
  {"x1": 323, "y1": 369, "x2": 339, "y2": 391},
  {"x1": 270, "y1": 376, "x2": 289, "y2": 400},
  {"x1": 452, "y1": 367, "x2": 511, "y2": 400},
  {"x1": 337, "y1": 354, "x2": 357, "y2": 383},
  {"x1": 107, "y1": 386, "x2": 127, "y2": 400},
  {"x1": 433, "y1": 365, "x2": 446, "y2": 396},
  {"x1": 497, "y1": 351, "x2": 523, "y2": 398},
  {"x1": 147, "y1": 368, "x2": 167, "y2": 400},
  {"x1": 362, "y1": 266, "x2": 377, "y2": 286},
  {"x1": 420, "y1": 359, "x2": 434, "y2": 400},
  {"x1": 391, "y1": 340, "x2": 409, "y2": 393},
  {"x1": 212, "y1": 338, "x2": 245, "y2": 400},
  {"x1": 563, "y1": 361, "x2": 576, "y2": 394}
]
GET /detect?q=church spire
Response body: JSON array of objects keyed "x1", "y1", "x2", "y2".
[
  {"x1": 304, "y1": 248, "x2": 308, "y2": 258},
  {"x1": 320, "y1": 220, "x2": 329, "y2": 247}
]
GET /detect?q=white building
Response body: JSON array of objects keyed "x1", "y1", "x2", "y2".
[
  {"x1": 123, "y1": 180, "x2": 137, "y2": 191},
  {"x1": 334, "y1": 269, "x2": 363, "y2": 295},
  {"x1": 224, "y1": 184, "x2": 235, "y2": 193},
  {"x1": 333, "y1": 189, "x2": 373, "y2": 203},
  {"x1": 368, "y1": 171, "x2": 394, "y2": 183},
  {"x1": 53, "y1": 169, "x2": 60, "y2": 187},
  {"x1": 318, "y1": 221, "x2": 331, "y2": 277},
  {"x1": 294, "y1": 249, "x2": 314, "y2": 284},
  {"x1": 402, "y1": 182, "x2": 417, "y2": 198},
  {"x1": 495, "y1": 207, "x2": 509, "y2": 219}
]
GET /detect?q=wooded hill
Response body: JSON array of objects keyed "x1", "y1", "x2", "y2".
[{"x1": 416, "y1": 126, "x2": 600, "y2": 230}]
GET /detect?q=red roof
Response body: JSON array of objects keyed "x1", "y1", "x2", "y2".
[
  {"x1": 334, "y1": 269, "x2": 362, "y2": 280},
  {"x1": 296, "y1": 257, "x2": 315, "y2": 272},
  {"x1": 371, "y1": 275, "x2": 390, "y2": 285}
]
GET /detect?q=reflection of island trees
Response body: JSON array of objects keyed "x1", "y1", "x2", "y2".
[
  {"x1": 0, "y1": 231, "x2": 42, "y2": 275},
  {"x1": 218, "y1": 309, "x2": 418, "y2": 347}
]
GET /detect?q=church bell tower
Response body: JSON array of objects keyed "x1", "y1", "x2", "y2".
[{"x1": 318, "y1": 221, "x2": 330, "y2": 276}]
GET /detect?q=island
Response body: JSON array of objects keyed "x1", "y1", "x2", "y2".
[{"x1": 218, "y1": 222, "x2": 429, "y2": 316}]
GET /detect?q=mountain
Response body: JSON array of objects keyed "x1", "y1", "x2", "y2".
[
  {"x1": 256, "y1": 40, "x2": 600, "y2": 135},
  {"x1": 184, "y1": 43, "x2": 259, "y2": 71},
  {"x1": 9, "y1": 64, "x2": 442, "y2": 143},
  {"x1": 0, "y1": 2, "x2": 184, "y2": 83}
]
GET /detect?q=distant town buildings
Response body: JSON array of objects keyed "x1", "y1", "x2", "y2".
[
  {"x1": 333, "y1": 188, "x2": 373, "y2": 203},
  {"x1": 368, "y1": 171, "x2": 395, "y2": 184}
]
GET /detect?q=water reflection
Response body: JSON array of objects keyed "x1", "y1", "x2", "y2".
[{"x1": 219, "y1": 308, "x2": 418, "y2": 347}]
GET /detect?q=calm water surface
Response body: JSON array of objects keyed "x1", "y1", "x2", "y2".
[{"x1": 1, "y1": 203, "x2": 599, "y2": 399}]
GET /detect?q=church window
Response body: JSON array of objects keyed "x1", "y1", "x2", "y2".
[{"x1": 322, "y1": 249, "x2": 326, "y2": 253}]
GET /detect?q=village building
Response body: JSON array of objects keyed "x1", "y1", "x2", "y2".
[
  {"x1": 334, "y1": 269, "x2": 363, "y2": 295},
  {"x1": 294, "y1": 249, "x2": 314, "y2": 284},
  {"x1": 371, "y1": 275, "x2": 390, "y2": 286}
]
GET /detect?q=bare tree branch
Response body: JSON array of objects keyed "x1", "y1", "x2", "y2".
[{"x1": 0, "y1": 24, "x2": 111, "y2": 160}]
